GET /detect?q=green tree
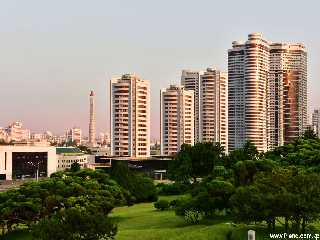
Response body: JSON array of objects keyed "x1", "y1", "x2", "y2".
[
  {"x1": 70, "y1": 162, "x2": 81, "y2": 172},
  {"x1": 32, "y1": 207, "x2": 117, "y2": 240},
  {"x1": 169, "y1": 142, "x2": 225, "y2": 182}
]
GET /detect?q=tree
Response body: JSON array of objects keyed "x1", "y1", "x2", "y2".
[
  {"x1": 303, "y1": 129, "x2": 318, "y2": 140},
  {"x1": 226, "y1": 141, "x2": 259, "y2": 168},
  {"x1": 70, "y1": 162, "x2": 81, "y2": 172},
  {"x1": 168, "y1": 142, "x2": 225, "y2": 182},
  {"x1": 168, "y1": 148, "x2": 193, "y2": 183},
  {"x1": 32, "y1": 207, "x2": 117, "y2": 240},
  {"x1": 111, "y1": 161, "x2": 158, "y2": 203}
]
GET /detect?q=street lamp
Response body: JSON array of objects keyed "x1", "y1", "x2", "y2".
[{"x1": 27, "y1": 159, "x2": 43, "y2": 181}]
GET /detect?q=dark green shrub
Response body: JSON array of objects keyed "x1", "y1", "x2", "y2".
[
  {"x1": 169, "y1": 199, "x2": 178, "y2": 207},
  {"x1": 154, "y1": 200, "x2": 170, "y2": 211},
  {"x1": 156, "y1": 182, "x2": 190, "y2": 195},
  {"x1": 174, "y1": 198, "x2": 194, "y2": 216}
]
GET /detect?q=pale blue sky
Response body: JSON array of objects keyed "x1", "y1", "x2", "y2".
[{"x1": 0, "y1": 0, "x2": 319, "y2": 139}]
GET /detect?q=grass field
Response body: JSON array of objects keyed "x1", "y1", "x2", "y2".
[
  {"x1": 3, "y1": 195, "x2": 274, "y2": 240},
  {"x1": 110, "y1": 195, "x2": 270, "y2": 240}
]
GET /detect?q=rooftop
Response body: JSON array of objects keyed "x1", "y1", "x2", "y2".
[{"x1": 56, "y1": 147, "x2": 83, "y2": 155}]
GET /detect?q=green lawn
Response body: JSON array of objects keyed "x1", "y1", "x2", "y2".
[
  {"x1": 110, "y1": 195, "x2": 270, "y2": 240},
  {"x1": 2, "y1": 195, "x2": 279, "y2": 240}
]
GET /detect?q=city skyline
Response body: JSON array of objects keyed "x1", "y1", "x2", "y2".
[{"x1": 1, "y1": 1, "x2": 320, "y2": 139}]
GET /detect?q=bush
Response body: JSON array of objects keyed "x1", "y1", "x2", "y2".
[
  {"x1": 154, "y1": 200, "x2": 170, "y2": 211},
  {"x1": 174, "y1": 198, "x2": 194, "y2": 216},
  {"x1": 32, "y1": 208, "x2": 117, "y2": 240},
  {"x1": 184, "y1": 210, "x2": 203, "y2": 224},
  {"x1": 169, "y1": 199, "x2": 178, "y2": 207},
  {"x1": 156, "y1": 182, "x2": 190, "y2": 195}
]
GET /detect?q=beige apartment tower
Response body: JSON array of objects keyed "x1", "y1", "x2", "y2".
[
  {"x1": 160, "y1": 85, "x2": 194, "y2": 156},
  {"x1": 181, "y1": 68, "x2": 228, "y2": 152},
  {"x1": 228, "y1": 33, "x2": 307, "y2": 152},
  {"x1": 110, "y1": 74, "x2": 150, "y2": 158}
]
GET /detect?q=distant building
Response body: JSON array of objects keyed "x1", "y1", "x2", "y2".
[
  {"x1": 99, "y1": 132, "x2": 110, "y2": 146},
  {"x1": 160, "y1": 85, "x2": 194, "y2": 156},
  {"x1": 89, "y1": 90, "x2": 96, "y2": 146},
  {"x1": 66, "y1": 127, "x2": 82, "y2": 145},
  {"x1": 0, "y1": 128, "x2": 8, "y2": 142},
  {"x1": 0, "y1": 145, "x2": 57, "y2": 180},
  {"x1": 6, "y1": 121, "x2": 30, "y2": 142},
  {"x1": 312, "y1": 109, "x2": 320, "y2": 137},
  {"x1": 56, "y1": 147, "x2": 88, "y2": 171},
  {"x1": 110, "y1": 74, "x2": 151, "y2": 158}
]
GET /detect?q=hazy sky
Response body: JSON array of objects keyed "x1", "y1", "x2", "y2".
[{"x1": 1, "y1": 0, "x2": 319, "y2": 139}]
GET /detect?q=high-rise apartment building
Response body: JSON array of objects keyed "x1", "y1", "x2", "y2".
[
  {"x1": 181, "y1": 68, "x2": 228, "y2": 152},
  {"x1": 110, "y1": 74, "x2": 150, "y2": 158},
  {"x1": 268, "y1": 43, "x2": 307, "y2": 146},
  {"x1": 160, "y1": 85, "x2": 194, "y2": 156},
  {"x1": 312, "y1": 109, "x2": 320, "y2": 137},
  {"x1": 181, "y1": 70, "x2": 202, "y2": 142},
  {"x1": 228, "y1": 33, "x2": 307, "y2": 152},
  {"x1": 89, "y1": 90, "x2": 96, "y2": 146}
]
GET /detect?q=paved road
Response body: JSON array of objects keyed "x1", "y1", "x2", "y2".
[{"x1": 0, "y1": 179, "x2": 46, "y2": 192}]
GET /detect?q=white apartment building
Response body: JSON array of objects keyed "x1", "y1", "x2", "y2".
[
  {"x1": 181, "y1": 68, "x2": 228, "y2": 152},
  {"x1": 181, "y1": 70, "x2": 202, "y2": 143},
  {"x1": 228, "y1": 33, "x2": 307, "y2": 152},
  {"x1": 160, "y1": 85, "x2": 194, "y2": 156},
  {"x1": 200, "y1": 68, "x2": 228, "y2": 151},
  {"x1": 110, "y1": 74, "x2": 150, "y2": 158},
  {"x1": 0, "y1": 145, "x2": 57, "y2": 180}
]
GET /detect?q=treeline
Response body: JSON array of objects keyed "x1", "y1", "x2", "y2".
[
  {"x1": 165, "y1": 130, "x2": 320, "y2": 233},
  {"x1": 0, "y1": 163, "x2": 157, "y2": 239}
]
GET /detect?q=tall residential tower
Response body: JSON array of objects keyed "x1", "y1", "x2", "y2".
[
  {"x1": 89, "y1": 90, "x2": 96, "y2": 146},
  {"x1": 110, "y1": 74, "x2": 150, "y2": 158},
  {"x1": 181, "y1": 68, "x2": 228, "y2": 152},
  {"x1": 160, "y1": 85, "x2": 194, "y2": 156},
  {"x1": 228, "y1": 33, "x2": 307, "y2": 152}
]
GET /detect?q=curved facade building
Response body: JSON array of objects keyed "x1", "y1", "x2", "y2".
[{"x1": 228, "y1": 33, "x2": 307, "y2": 152}]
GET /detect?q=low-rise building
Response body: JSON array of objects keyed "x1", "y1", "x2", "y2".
[
  {"x1": 0, "y1": 145, "x2": 57, "y2": 180},
  {"x1": 56, "y1": 147, "x2": 88, "y2": 171}
]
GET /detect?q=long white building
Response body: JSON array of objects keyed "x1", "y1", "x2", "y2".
[
  {"x1": 228, "y1": 33, "x2": 307, "y2": 152},
  {"x1": 0, "y1": 145, "x2": 57, "y2": 180},
  {"x1": 110, "y1": 74, "x2": 150, "y2": 158},
  {"x1": 160, "y1": 85, "x2": 194, "y2": 156},
  {"x1": 181, "y1": 68, "x2": 228, "y2": 152}
]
